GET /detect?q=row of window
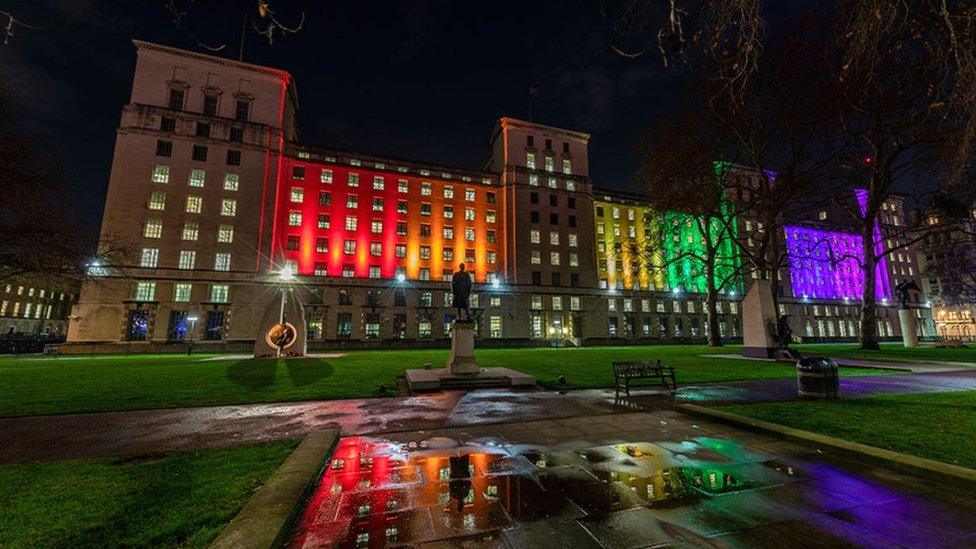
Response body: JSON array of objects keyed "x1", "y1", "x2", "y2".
[
  {"x1": 140, "y1": 248, "x2": 233, "y2": 271},
  {"x1": 134, "y1": 281, "x2": 229, "y2": 303},
  {"x1": 143, "y1": 211, "x2": 236, "y2": 240},
  {"x1": 166, "y1": 87, "x2": 251, "y2": 122},
  {"x1": 525, "y1": 152, "x2": 572, "y2": 175},
  {"x1": 293, "y1": 166, "x2": 497, "y2": 199},
  {"x1": 150, "y1": 166, "x2": 240, "y2": 190},
  {"x1": 0, "y1": 301, "x2": 58, "y2": 319},
  {"x1": 1, "y1": 285, "x2": 71, "y2": 301},
  {"x1": 287, "y1": 194, "x2": 497, "y2": 222}
]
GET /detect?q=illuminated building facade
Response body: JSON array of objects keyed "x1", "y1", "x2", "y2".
[{"x1": 65, "y1": 41, "x2": 930, "y2": 350}]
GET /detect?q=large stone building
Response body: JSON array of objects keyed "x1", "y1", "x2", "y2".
[
  {"x1": 916, "y1": 200, "x2": 976, "y2": 340},
  {"x1": 66, "y1": 41, "x2": 933, "y2": 351}
]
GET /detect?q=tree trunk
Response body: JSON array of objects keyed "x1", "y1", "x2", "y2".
[
  {"x1": 859, "y1": 219, "x2": 880, "y2": 350},
  {"x1": 705, "y1": 257, "x2": 722, "y2": 347}
]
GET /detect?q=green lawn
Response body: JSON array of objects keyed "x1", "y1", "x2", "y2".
[
  {"x1": 0, "y1": 440, "x2": 298, "y2": 548},
  {"x1": 723, "y1": 390, "x2": 976, "y2": 469},
  {"x1": 793, "y1": 342, "x2": 976, "y2": 364},
  {"x1": 0, "y1": 346, "x2": 893, "y2": 417}
]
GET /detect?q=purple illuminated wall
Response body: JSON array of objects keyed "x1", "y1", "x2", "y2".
[{"x1": 784, "y1": 225, "x2": 892, "y2": 301}]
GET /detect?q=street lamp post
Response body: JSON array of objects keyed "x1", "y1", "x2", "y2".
[{"x1": 187, "y1": 315, "x2": 198, "y2": 356}]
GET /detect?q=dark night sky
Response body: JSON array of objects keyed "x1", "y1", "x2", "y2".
[{"x1": 3, "y1": 0, "x2": 698, "y2": 237}]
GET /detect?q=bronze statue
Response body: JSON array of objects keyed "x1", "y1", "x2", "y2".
[
  {"x1": 776, "y1": 314, "x2": 793, "y2": 349},
  {"x1": 451, "y1": 264, "x2": 473, "y2": 321},
  {"x1": 894, "y1": 280, "x2": 921, "y2": 309}
]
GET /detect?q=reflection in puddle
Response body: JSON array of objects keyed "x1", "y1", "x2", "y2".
[{"x1": 286, "y1": 435, "x2": 781, "y2": 548}]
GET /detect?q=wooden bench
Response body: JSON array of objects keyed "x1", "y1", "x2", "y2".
[{"x1": 612, "y1": 359, "x2": 677, "y2": 397}]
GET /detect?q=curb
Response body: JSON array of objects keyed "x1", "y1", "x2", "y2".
[
  {"x1": 210, "y1": 429, "x2": 340, "y2": 549},
  {"x1": 676, "y1": 403, "x2": 976, "y2": 489}
]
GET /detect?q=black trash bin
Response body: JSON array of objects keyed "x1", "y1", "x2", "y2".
[{"x1": 796, "y1": 357, "x2": 840, "y2": 400}]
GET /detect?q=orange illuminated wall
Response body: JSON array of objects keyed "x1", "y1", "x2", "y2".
[{"x1": 272, "y1": 156, "x2": 501, "y2": 283}]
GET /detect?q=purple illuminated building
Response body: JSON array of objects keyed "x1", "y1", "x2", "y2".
[{"x1": 784, "y1": 226, "x2": 890, "y2": 300}]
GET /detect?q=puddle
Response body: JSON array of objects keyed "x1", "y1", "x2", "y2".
[{"x1": 286, "y1": 435, "x2": 821, "y2": 547}]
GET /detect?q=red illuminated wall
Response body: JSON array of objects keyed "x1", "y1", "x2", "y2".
[{"x1": 272, "y1": 156, "x2": 501, "y2": 283}]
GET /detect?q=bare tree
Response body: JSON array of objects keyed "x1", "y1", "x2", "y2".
[
  {"x1": 0, "y1": 75, "x2": 131, "y2": 285},
  {"x1": 635, "y1": 112, "x2": 743, "y2": 346},
  {"x1": 824, "y1": 1, "x2": 976, "y2": 349}
]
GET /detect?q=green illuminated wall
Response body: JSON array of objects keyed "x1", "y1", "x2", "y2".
[{"x1": 660, "y1": 204, "x2": 741, "y2": 294}]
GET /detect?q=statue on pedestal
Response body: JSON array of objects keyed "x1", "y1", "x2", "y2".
[
  {"x1": 451, "y1": 264, "x2": 473, "y2": 321},
  {"x1": 776, "y1": 314, "x2": 794, "y2": 350},
  {"x1": 895, "y1": 280, "x2": 921, "y2": 309}
]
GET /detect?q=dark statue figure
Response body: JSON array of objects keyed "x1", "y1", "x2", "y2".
[
  {"x1": 451, "y1": 264, "x2": 473, "y2": 321},
  {"x1": 894, "y1": 279, "x2": 921, "y2": 309},
  {"x1": 776, "y1": 314, "x2": 794, "y2": 350},
  {"x1": 447, "y1": 455, "x2": 471, "y2": 512}
]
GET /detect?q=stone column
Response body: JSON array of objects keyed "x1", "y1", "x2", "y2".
[
  {"x1": 898, "y1": 309, "x2": 918, "y2": 348},
  {"x1": 446, "y1": 321, "x2": 479, "y2": 374},
  {"x1": 741, "y1": 280, "x2": 778, "y2": 358}
]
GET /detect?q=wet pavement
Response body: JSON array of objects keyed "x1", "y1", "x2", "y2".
[
  {"x1": 286, "y1": 412, "x2": 976, "y2": 548},
  {"x1": 3, "y1": 370, "x2": 976, "y2": 464}
]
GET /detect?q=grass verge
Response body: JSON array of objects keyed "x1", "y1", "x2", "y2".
[
  {"x1": 0, "y1": 345, "x2": 892, "y2": 417},
  {"x1": 0, "y1": 440, "x2": 299, "y2": 548},
  {"x1": 723, "y1": 390, "x2": 976, "y2": 469}
]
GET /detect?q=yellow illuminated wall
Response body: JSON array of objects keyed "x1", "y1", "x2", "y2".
[{"x1": 593, "y1": 198, "x2": 665, "y2": 291}]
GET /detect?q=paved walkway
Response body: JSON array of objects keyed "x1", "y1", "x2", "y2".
[
  {"x1": 3, "y1": 369, "x2": 976, "y2": 465},
  {"x1": 288, "y1": 412, "x2": 976, "y2": 548}
]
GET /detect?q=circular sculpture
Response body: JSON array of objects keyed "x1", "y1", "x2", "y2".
[{"x1": 265, "y1": 322, "x2": 298, "y2": 350}]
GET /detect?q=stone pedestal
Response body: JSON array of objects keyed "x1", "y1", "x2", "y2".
[
  {"x1": 446, "y1": 320, "x2": 479, "y2": 374},
  {"x1": 741, "y1": 280, "x2": 778, "y2": 358},
  {"x1": 899, "y1": 309, "x2": 919, "y2": 348}
]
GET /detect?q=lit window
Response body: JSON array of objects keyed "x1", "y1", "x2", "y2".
[
  {"x1": 398, "y1": 180, "x2": 408, "y2": 193},
  {"x1": 372, "y1": 176, "x2": 384, "y2": 190},
  {"x1": 569, "y1": 253, "x2": 579, "y2": 267},
  {"x1": 566, "y1": 180, "x2": 576, "y2": 191},
  {"x1": 316, "y1": 238, "x2": 329, "y2": 253},
  {"x1": 344, "y1": 240, "x2": 356, "y2": 254},
  {"x1": 220, "y1": 199, "x2": 237, "y2": 216},
  {"x1": 550, "y1": 231, "x2": 559, "y2": 245},
  {"x1": 291, "y1": 188, "x2": 304, "y2": 202},
  {"x1": 563, "y1": 158, "x2": 572, "y2": 175},
  {"x1": 569, "y1": 233, "x2": 578, "y2": 247},
  {"x1": 487, "y1": 250, "x2": 496, "y2": 263},
  {"x1": 347, "y1": 195, "x2": 358, "y2": 208},
  {"x1": 214, "y1": 253, "x2": 231, "y2": 271},
  {"x1": 465, "y1": 227, "x2": 475, "y2": 241},
  {"x1": 345, "y1": 216, "x2": 357, "y2": 231},
  {"x1": 217, "y1": 225, "x2": 234, "y2": 243},
  {"x1": 321, "y1": 169, "x2": 333, "y2": 184},
  {"x1": 370, "y1": 242, "x2": 382, "y2": 256},
  {"x1": 317, "y1": 214, "x2": 330, "y2": 229},
  {"x1": 526, "y1": 153, "x2": 536, "y2": 169},
  {"x1": 570, "y1": 297, "x2": 580, "y2": 310},
  {"x1": 421, "y1": 182, "x2": 431, "y2": 196},
  {"x1": 186, "y1": 195, "x2": 202, "y2": 214},
  {"x1": 465, "y1": 208, "x2": 475, "y2": 221},
  {"x1": 188, "y1": 169, "x2": 205, "y2": 187},
  {"x1": 529, "y1": 174, "x2": 539, "y2": 186},
  {"x1": 531, "y1": 250, "x2": 541, "y2": 264},
  {"x1": 369, "y1": 266, "x2": 381, "y2": 279},
  {"x1": 173, "y1": 283, "x2": 192, "y2": 302},
  {"x1": 182, "y1": 222, "x2": 199, "y2": 241},
  {"x1": 140, "y1": 248, "x2": 158, "y2": 268},
  {"x1": 444, "y1": 206, "x2": 454, "y2": 219},
  {"x1": 152, "y1": 165, "x2": 170, "y2": 184},
  {"x1": 144, "y1": 218, "x2": 163, "y2": 239},
  {"x1": 443, "y1": 226, "x2": 454, "y2": 239},
  {"x1": 486, "y1": 210, "x2": 496, "y2": 223},
  {"x1": 550, "y1": 252, "x2": 560, "y2": 266},
  {"x1": 148, "y1": 191, "x2": 166, "y2": 210},
  {"x1": 530, "y1": 230, "x2": 540, "y2": 244},
  {"x1": 223, "y1": 173, "x2": 239, "y2": 191},
  {"x1": 134, "y1": 281, "x2": 156, "y2": 301},
  {"x1": 553, "y1": 296, "x2": 563, "y2": 310},
  {"x1": 372, "y1": 198, "x2": 383, "y2": 211},
  {"x1": 548, "y1": 177, "x2": 557, "y2": 189},
  {"x1": 371, "y1": 220, "x2": 383, "y2": 233},
  {"x1": 395, "y1": 244, "x2": 406, "y2": 258},
  {"x1": 348, "y1": 173, "x2": 359, "y2": 187},
  {"x1": 289, "y1": 211, "x2": 302, "y2": 226},
  {"x1": 443, "y1": 247, "x2": 454, "y2": 261},
  {"x1": 210, "y1": 284, "x2": 229, "y2": 303},
  {"x1": 545, "y1": 156, "x2": 554, "y2": 172},
  {"x1": 342, "y1": 265, "x2": 355, "y2": 278},
  {"x1": 178, "y1": 250, "x2": 196, "y2": 269},
  {"x1": 420, "y1": 246, "x2": 431, "y2": 260}
]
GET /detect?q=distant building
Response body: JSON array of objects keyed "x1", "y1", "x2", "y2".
[
  {"x1": 916, "y1": 200, "x2": 976, "y2": 339},
  {"x1": 0, "y1": 276, "x2": 78, "y2": 338},
  {"x1": 66, "y1": 41, "x2": 933, "y2": 351}
]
